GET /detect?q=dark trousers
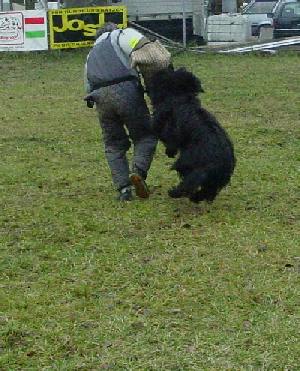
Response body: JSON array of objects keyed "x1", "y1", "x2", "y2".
[{"x1": 96, "y1": 81, "x2": 157, "y2": 190}]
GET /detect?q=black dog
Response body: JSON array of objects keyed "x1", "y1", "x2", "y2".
[{"x1": 149, "y1": 68, "x2": 236, "y2": 203}]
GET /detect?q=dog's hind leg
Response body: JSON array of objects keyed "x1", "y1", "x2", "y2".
[
  {"x1": 168, "y1": 170, "x2": 206, "y2": 199},
  {"x1": 189, "y1": 188, "x2": 218, "y2": 203}
]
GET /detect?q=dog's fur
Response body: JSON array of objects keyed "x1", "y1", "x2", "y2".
[{"x1": 149, "y1": 68, "x2": 236, "y2": 203}]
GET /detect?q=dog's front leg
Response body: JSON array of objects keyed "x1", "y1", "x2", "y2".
[
  {"x1": 163, "y1": 128, "x2": 180, "y2": 158},
  {"x1": 169, "y1": 168, "x2": 203, "y2": 199},
  {"x1": 157, "y1": 128, "x2": 179, "y2": 158}
]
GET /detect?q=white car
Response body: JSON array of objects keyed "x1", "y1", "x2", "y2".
[{"x1": 242, "y1": 0, "x2": 279, "y2": 35}]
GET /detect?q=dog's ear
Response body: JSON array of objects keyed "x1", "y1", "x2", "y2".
[{"x1": 173, "y1": 68, "x2": 204, "y2": 95}]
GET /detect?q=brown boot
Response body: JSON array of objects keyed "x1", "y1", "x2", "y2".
[{"x1": 130, "y1": 173, "x2": 150, "y2": 199}]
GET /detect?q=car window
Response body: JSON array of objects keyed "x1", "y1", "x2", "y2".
[
  {"x1": 281, "y1": 3, "x2": 300, "y2": 16},
  {"x1": 244, "y1": 1, "x2": 277, "y2": 14}
]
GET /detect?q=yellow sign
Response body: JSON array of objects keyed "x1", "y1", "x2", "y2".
[{"x1": 48, "y1": 6, "x2": 127, "y2": 49}]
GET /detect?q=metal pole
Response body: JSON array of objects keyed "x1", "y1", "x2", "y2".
[{"x1": 182, "y1": 0, "x2": 187, "y2": 49}]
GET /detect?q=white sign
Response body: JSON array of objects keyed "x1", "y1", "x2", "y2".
[{"x1": 0, "y1": 10, "x2": 48, "y2": 51}]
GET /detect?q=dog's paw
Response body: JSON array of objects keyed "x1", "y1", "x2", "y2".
[
  {"x1": 189, "y1": 189, "x2": 218, "y2": 203},
  {"x1": 189, "y1": 192, "x2": 203, "y2": 203},
  {"x1": 168, "y1": 188, "x2": 183, "y2": 198}
]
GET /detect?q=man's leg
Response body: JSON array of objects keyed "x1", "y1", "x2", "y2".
[
  {"x1": 132, "y1": 135, "x2": 157, "y2": 179},
  {"x1": 130, "y1": 135, "x2": 157, "y2": 198},
  {"x1": 125, "y1": 101, "x2": 157, "y2": 198},
  {"x1": 98, "y1": 111, "x2": 132, "y2": 197}
]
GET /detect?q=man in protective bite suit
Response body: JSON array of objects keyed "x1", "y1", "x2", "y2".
[{"x1": 84, "y1": 23, "x2": 171, "y2": 201}]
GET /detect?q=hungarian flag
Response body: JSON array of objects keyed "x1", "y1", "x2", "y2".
[{"x1": 24, "y1": 15, "x2": 46, "y2": 39}]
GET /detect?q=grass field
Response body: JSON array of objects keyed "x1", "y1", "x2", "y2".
[{"x1": 0, "y1": 50, "x2": 299, "y2": 370}]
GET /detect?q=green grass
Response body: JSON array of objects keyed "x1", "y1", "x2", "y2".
[{"x1": 0, "y1": 50, "x2": 299, "y2": 370}]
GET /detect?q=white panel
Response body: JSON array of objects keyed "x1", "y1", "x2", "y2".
[
  {"x1": 122, "y1": 0, "x2": 193, "y2": 16},
  {"x1": 0, "y1": 10, "x2": 48, "y2": 51}
]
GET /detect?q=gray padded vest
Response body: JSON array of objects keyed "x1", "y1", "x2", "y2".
[{"x1": 86, "y1": 33, "x2": 137, "y2": 92}]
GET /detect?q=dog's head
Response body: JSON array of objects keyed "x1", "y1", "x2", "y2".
[{"x1": 148, "y1": 67, "x2": 204, "y2": 104}]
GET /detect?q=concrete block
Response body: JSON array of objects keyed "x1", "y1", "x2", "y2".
[{"x1": 207, "y1": 14, "x2": 252, "y2": 42}]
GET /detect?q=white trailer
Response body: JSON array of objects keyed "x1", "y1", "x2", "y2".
[
  {"x1": 121, "y1": 0, "x2": 194, "y2": 20},
  {"x1": 121, "y1": 0, "x2": 208, "y2": 40},
  {"x1": 34, "y1": 1, "x2": 208, "y2": 21}
]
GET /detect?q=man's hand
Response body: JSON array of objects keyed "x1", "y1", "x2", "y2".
[{"x1": 84, "y1": 96, "x2": 94, "y2": 109}]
